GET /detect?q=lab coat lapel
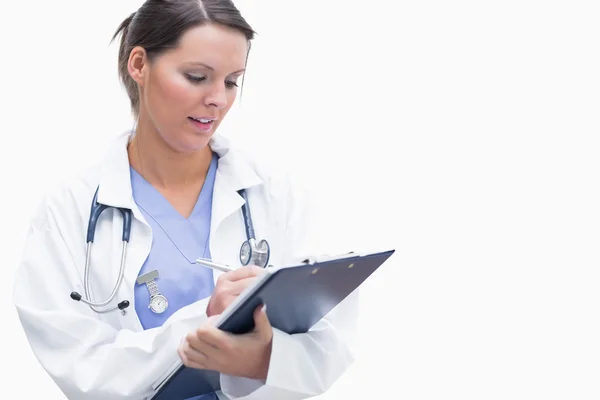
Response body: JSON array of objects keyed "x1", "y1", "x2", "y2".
[
  {"x1": 207, "y1": 136, "x2": 263, "y2": 284},
  {"x1": 94, "y1": 131, "x2": 263, "y2": 328},
  {"x1": 208, "y1": 169, "x2": 245, "y2": 280},
  {"x1": 95, "y1": 131, "x2": 153, "y2": 330}
]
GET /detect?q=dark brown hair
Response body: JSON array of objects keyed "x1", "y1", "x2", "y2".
[{"x1": 111, "y1": 0, "x2": 256, "y2": 117}]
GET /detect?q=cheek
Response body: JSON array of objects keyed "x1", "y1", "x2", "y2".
[
  {"x1": 226, "y1": 89, "x2": 238, "y2": 106},
  {"x1": 148, "y1": 74, "x2": 195, "y2": 119},
  {"x1": 161, "y1": 77, "x2": 193, "y2": 102}
]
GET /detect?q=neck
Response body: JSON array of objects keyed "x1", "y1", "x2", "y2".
[{"x1": 128, "y1": 125, "x2": 213, "y2": 190}]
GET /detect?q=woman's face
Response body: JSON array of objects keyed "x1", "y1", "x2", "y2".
[{"x1": 133, "y1": 23, "x2": 248, "y2": 153}]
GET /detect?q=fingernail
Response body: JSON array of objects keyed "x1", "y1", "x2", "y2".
[{"x1": 262, "y1": 304, "x2": 267, "y2": 313}]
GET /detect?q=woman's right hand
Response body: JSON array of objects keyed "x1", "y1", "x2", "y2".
[{"x1": 206, "y1": 265, "x2": 265, "y2": 317}]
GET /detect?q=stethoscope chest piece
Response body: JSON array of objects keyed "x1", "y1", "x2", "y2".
[{"x1": 240, "y1": 238, "x2": 270, "y2": 268}]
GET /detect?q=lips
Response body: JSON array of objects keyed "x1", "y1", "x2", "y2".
[
  {"x1": 188, "y1": 116, "x2": 216, "y2": 132},
  {"x1": 188, "y1": 116, "x2": 217, "y2": 123}
]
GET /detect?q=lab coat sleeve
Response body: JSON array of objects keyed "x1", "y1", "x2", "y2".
[
  {"x1": 220, "y1": 177, "x2": 359, "y2": 399},
  {"x1": 13, "y1": 200, "x2": 209, "y2": 400}
]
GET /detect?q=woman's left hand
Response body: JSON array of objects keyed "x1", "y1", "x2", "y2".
[{"x1": 178, "y1": 304, "x2": 273, "y2": 380}]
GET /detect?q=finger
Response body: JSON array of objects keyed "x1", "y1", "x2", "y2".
[
  {"x1": 247, "y1": 264, "x2": 266, "y2": 275},
  {"x1": 215, "y1": 277, "x2": 254, "y2": 295},
  {"x1": 227, "y1": 277, "x2": 259, "y2": 295},
  {"x1": 179, "y1": 338, "x2": 209, "y2": 365},
  {"x1": 220, "y1": 265, "x2": 265, "y2": 282},
  {"x1": 183, "y1": 359, "x2": 209, "y2": 370},
  {"x1": 253, "y1": 304, "x2": 271, "y2": 332},
  {"x1": 187, "y1": 328, "x2": 219, "y2": 352},
  {"x1": 196, "y1": 325, "x2": 235, "y2": 352},
  {"x1": 179, "y1": 345, "x2": 210, "y2": 370}
]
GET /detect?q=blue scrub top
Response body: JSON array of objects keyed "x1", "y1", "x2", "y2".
[{"x1": 130, "y1": 152, "x2": 219, "y2": 400}]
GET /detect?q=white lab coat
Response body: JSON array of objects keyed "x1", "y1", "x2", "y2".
[{"x1": 13, "y1": 131, "x2": 358, "y2": 400}]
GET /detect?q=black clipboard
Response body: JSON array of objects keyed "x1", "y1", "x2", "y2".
[{"x1": 150, "y1": 249, "x2": 395, "y2": 399}]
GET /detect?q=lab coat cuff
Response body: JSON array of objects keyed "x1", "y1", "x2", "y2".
[
  {"x1": 219, "y1": 328, "x2": 299, "y2": 399},
  {"x1": 219, "y1": 375, "x2": 264, "y2": 399},
  {"x1": 263, "y1": 327, "x2": 309, "y2": 394}
]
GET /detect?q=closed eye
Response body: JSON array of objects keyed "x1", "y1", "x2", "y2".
[
  {"x1": 186, "y1": 73, "x2": 239, "y2": 89},
  {"x1": 185, "y1": 74, "x2": 206, "y2": 83}
]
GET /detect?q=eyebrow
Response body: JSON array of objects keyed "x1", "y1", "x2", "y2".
[{"x1": 185, "y1": 62, "x2": 245, "y2": 74}]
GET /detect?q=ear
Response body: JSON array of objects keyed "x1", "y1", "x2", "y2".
[{"x1": 127, "y1": 46, "x2": 148, "y2": 87}]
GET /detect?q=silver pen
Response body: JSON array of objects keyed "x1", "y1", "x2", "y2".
[{"x1": 195, "y1": 258, "x2": 237, "y2": 273}]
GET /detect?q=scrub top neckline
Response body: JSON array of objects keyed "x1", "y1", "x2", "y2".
[{"x1": 129, "y1": 152, "x2": 218, "y2": 222}]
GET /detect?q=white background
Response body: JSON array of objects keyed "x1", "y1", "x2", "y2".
[{"x1": 1, "y1": 0, "x2": 600, "y2": 398}]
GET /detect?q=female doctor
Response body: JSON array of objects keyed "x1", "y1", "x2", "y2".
[{"x1": 12, "y1": 1, "x2": 357, "y2": 399}]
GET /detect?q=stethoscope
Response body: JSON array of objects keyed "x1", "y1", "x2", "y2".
[
  {"x1": 70, "y1": 186, "x2": 270, "y2": 314},
  {"x1": 237, "y1": 189, "x2": 270, "y2": 268}
]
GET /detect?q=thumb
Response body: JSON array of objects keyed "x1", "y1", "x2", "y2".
[{"x1": 253, "y1": 304, "x2": 270, "y2": 331}]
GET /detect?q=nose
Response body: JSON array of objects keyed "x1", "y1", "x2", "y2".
[{"x1": 204, "y1": 83, "x2": 228, "y2": 109}]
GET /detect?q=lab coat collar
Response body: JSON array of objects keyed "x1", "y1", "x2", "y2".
[{"x1": 96, "y1": 130, "x2": 264, "y2": 212}]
